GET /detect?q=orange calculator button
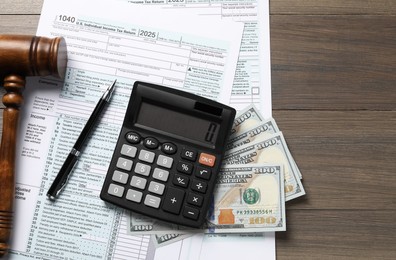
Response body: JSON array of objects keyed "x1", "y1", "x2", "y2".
[{"x1": 199, "y1": 153, "x2": 216, "y2": 167}]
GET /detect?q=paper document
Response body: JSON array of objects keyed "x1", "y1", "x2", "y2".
[
  {"x1": 8, "y1": 0, "x2": 243, "y2": 259},
  {"x1": 127, "y1": 0, "x2": 272, "y2": 117}
]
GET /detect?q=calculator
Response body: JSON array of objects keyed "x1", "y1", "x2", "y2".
[{"x1": 100, "y1": 81, "x2": 236, "y2": 228}]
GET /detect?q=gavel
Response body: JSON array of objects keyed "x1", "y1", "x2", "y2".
[{"x1": 0, "y1": 35, "x2": 67, "y2": 257}]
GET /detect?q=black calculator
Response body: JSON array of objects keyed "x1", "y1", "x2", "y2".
[{"x1": 100, "y1": 81, "x2": 236, "y2": 228}]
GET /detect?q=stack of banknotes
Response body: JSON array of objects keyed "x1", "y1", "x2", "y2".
[{"x1": 127, "y1": 105, "x2": 306, "y2": 247}]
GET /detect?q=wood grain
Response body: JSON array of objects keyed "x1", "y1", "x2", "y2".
[{"x1": 1, "y1": 0, "x2": 395, "y2": 259}]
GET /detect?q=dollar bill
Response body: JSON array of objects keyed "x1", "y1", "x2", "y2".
[
  {"x1": 227, "y1": 117, "x2": 303, "y2": 179},
  {"x1": 223, "y1": 132, "x2": 305, "y2": 201},
  {"x1": 151, "y1": 233, "x2": 193, "y2": 248},
  {"x1": 205, "y1": 164, "x2": 286, "y2": 233},
  {"x1": 226, "y1": 117, "x2": 280, "y2": 151},
  {"x1": 230, "y1": 104, "x2": 264, "y2": 136},
  {"x1": 128, "y1": 164, "x2": 286, "y2": 234}
]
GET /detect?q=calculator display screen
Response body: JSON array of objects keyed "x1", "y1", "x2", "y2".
[{"x1": 136, "y1": 102, "x2": 219, "y2": 145}]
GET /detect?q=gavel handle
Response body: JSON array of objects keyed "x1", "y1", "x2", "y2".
[{"x1": 0, "y1": 75, "x2": 24, "y2": 257}]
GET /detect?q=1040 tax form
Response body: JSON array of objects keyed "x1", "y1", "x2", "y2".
[{"x1": 9, "y1": 0, "x2": 243, "y2": 259}]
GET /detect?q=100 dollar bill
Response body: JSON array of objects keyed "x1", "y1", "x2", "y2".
[
  {"x1": 205, "y1": 164, "x2": 286, "y2": 233},
  {"x1": 224, "y1": 132, "x2": 305, "y2": 201},
  {"x1": 128, "y1": 164, "x2": 286, "y2": 234},
  {"x1": 230, "y1": 105, "x2": 264, "y2": 136}
]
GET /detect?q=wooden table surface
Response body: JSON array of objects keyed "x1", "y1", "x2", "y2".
[{"x1": 1, "y1": 0, "x2": 395, "y2": 259}]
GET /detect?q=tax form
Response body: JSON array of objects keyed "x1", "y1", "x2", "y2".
[
  {"x1": 123, "y1": 1, "x2": 275, "y2": 259},
  {"x1": 127, "y1": 0, "x2": 272, "y2": 118},
  {"x1": 8, "y1": 0, "x2": 243, "y2": 259}
]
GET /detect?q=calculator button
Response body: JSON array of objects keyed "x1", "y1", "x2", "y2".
[
  {"x1": 157, "y1": 155, "x2": 173, "y2": 169},
  {"x1": 125, "y1": 131, "x2": 141, "y2": 144},
  {"x1": 161, "y1": 142, "x2": 177, "y2": 155},
  {"x1": 112, "y1": 170, "x2": 129, "y2": 184},
  {"x1": 120, "y1": 144, "x2": 137, "y2": 158},
  {"x1": 195, "y1": 166, "x2": 211, "y2": 180},
  {"x1": 187, "y1": 193, "x2": 203, "y2": 207},
  {"x1": 183, "y1": 206, "x2": 200, "y2": 220},
  {"x1": 176, "y1": 161, "x2": 193, "y2": 174},
  {"x1": 130, "y1": 176, "x2": 147, "y2": 190},
  {"x1": 138, "y1": 150, "x2": 155, "y2": 163},
  {"x1": 148, "y1": 181, "x2": 165, "y2": 195},
  {"x1": 116, "y1": 157, "x2": 133, "y2": 171},
  {"x1": 108, "y1": 184, "x2": 124, "y2": 197},
  {"x1": 144, "y1": 194, "x2": 161, "y2": 208},
  {"x1": 191, "y1": 180, "x2": 207, "y2": 193},
  {"x1": 173, "y1": 174, "x2": 189, "y2": 188},
  {"x1": 162, "y1": 187, "x2": 185, "y2": 214},
  {"x1": 134, "y1": 162, "x2": 151, "y2": 176},
  {"x1": 181, "y1": 148, "x2": 197, "y2": 161},
  {"x1": 198, "y1": 153, "x2": 216, "y2": 167},
  {"x1": 126, "y1": 189, "x2": 143, "y2": 203},
  {"x1": 144, "y1": 137, "x2": 159, "y2": 149},
  {"x1": 152, "y1": 168, "x2": 169, "y2": 182}
]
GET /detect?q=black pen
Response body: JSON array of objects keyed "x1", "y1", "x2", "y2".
[{"x1": 47, "y1": 79, "x2": 117, "y2": 200}]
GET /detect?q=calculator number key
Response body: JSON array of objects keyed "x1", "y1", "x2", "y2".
[
  {"x1": 108, "y1": 184, "x2": 124, "y2": 197},
  {"x1": 148, "y1": 181, "x2": 165, "y2": 195},
  {"x1": 116, "y1": 157, "x2": 133, "y2": 171},
  {"x1": 139, "y1": 149, "x2": 155, "y2": 163},
  {"x1": 153, "y1": 168, "x2": 169, "y2": 182},
  {"x1": 130, "y1": 176, "x2": 147, "y2": 190},
  {"x1": 112, "y1": 170, "x2": 129, "y2": 184},
  {"x1": 134, "y1": 162, "x2": 151, "y2": 176},
  {"x1": 120, "y1": 144, "x2": 137, "y2": 158},
  {"x1": 157, "y1": 155, "x2": 173, "y2": 169}
]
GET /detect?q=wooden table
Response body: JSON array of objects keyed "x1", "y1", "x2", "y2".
[{"x1": 1, "y1": 1, "x2": 395, "y2": 259}]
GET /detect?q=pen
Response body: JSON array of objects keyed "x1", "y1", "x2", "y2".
[{"x1": 47, "y1": 79, "x2": 117, "y2": 200}]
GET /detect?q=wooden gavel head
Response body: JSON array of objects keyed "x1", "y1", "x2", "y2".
[
  {"x1": 0, "y1": 34, "x2": 67, "y2": 80},
  {"x1": 0, "y1": 34, "x2": 67, "y2": 258}
]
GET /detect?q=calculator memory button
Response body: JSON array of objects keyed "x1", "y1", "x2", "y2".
[
  {"x1": 198, "y1": 153, "x2": 216, "y2": 167},
  {"x1": 126, "y1": 189, "x2": 143, "y2": 203},
  {"x1": 157, "y1": 155, "x2": 173, "y2": 169},
  {"x1": 195, "y1": 166, "x2": 211, "y2": 180},
  {"x1": 187, "y1": 193, "x2": 203, "y2": 207},
  {"x1": 144, "y1": 137, "x2": 159, "y2": 149},
  {"x1": 181, "y1": 148, "x2": 197, "y2": 161},
  {"x1": 130, "y1": 176, "x2": 147, "y2": 190},
  {"x1": 173, "y1": 174, "x2": 189, "y2": 188},
  {"x1": 112, "y1": 170, "x2": 129, "y2": 184},
  {"x1": 191, "y1": 180, "x2": 207, "y2": 193},
  {"x1": 176, "y1": 161, "x2": 193, "y2": 174},
  {"x1": 108, "y1": 184, "x2": 124, "y2": 197},
  {"x1": 120, "y1": 144, "x2": 137, "y2": 158},
  {"x1": 152, "y1": 168, "x2": 169, "y2": 182},
  {"x1": 162, "y1": 187, "x2": 185, "y2": 214},
  {"x1": 138, "y1": 150, "x2": 155, "y2": 163},
  {"x1": 125, "y1": 131, "x2": 141, "y2": 144},
  {"x1": 134, "y1": 162, "x2": 151, "y2": 176},
  {"x1": 183, "y1": 206, "x2": 200, "y2": 220},
  {"x1": 144, "y1": 194, "x2": 161, "y2": 208},
  {"x1": 116, "y1": 157, "x2": 133, "y2": 171},
  {"x1": 148, "y1": 181, "x2": 165, "y2": 195},
  {"x1": 161, "y1": 142, "x2": 177, "y2": 155}
]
